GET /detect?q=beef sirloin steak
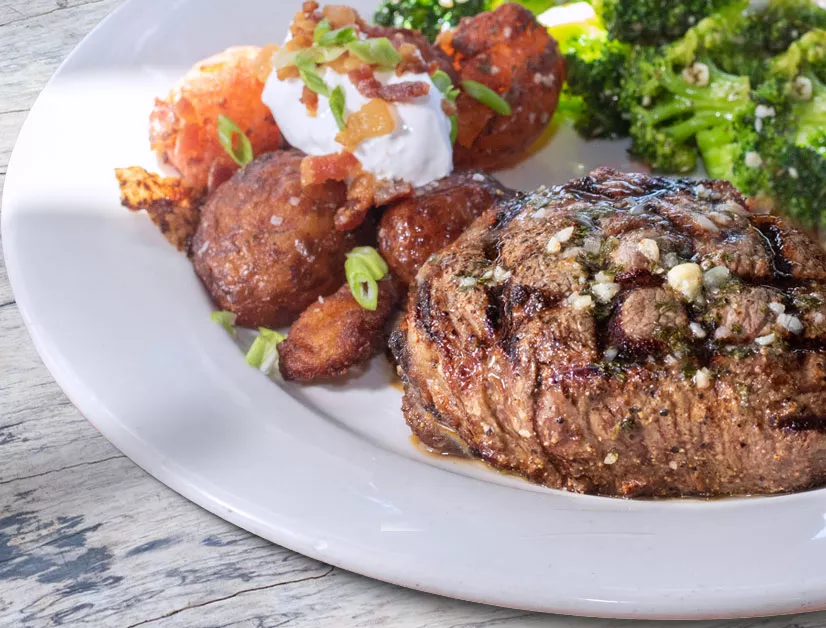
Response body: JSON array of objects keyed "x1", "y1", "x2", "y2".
[{"x1": 391, "y1": 168, "x2": 826, "y2": 498}]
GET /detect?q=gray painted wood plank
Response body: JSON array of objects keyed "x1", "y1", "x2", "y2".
[{"x1": 1, "y1": 0, "x2": 825, "y2": 626}]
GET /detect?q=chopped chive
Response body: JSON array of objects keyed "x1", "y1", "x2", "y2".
[
  {"x1": 449, "y1": 114, "x2": 458, "y2": 144},
  {"x1": 217, "y1": 115, "x2": 254, "y2": 166},
  {"x1": 313, "y1": 18, "x2": 331, "y2": 43},
  {"x1": 345, "y1": 246, "x2": 389, "y2": 311},
  {"x1": 245, "y1": 327, "x2": 287, "y2": 375},
  {"x1": 211, "y1": 310, "x2": 237, "y2": 336},
  {"x1": 317, "y1": 26, "x2": 358, "y2": 47},
  {"x1": 346, "y1": 37, "x2": 401, "y2": 68},
  {"x1": 297, "y1": 61, "x2": 330, "y2": 98},
  {"x1": 330, "y1": 86, "x2": 347, "y2": 131},
  {"x1": 461, "y1": 80, "x2": 512, "y2": 115},
  {"x1": 431, "y1": 70, "x2": 459, "y2": 102}
]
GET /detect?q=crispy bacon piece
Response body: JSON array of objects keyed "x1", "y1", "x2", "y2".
[
  {"x1": 348, "y1": 67, "x2": 430, "y2": 103},
  {"x1": 300, "y1": 151, "x2": 361, "y2": 187},
  {"x1": 115, "y1": 166, "x2": 204, "y2": 252},
  {"x1": 335, "y1": 98, "x2": 396, "y2": 151},
  {"x1": 335, "y1": 174, "x2": 413, "y2": 231},
  {"x1": 301, "y1": 86, "x2": 319, "y2": 117}
]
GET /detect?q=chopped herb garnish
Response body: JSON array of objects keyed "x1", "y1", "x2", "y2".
[
  {"x1": 346, "y1": 37, "x2": 401, "y2": 68},
  {"x1": 330, "y1": 85, "x2": 347, "y2": 131},
  {"x1": 449, "y1": 114, "x2": 458, "y2": 144},
  {"x1": 317, "y1": 26, "x2": 358, "y2": 47},
  {"x1": 461, "y1": 80, "x2": 512, "y2": 115},
  {"x1": 245, "y1": 328, "x2": 286, "y2": 375},
  {"x1": 313, "y1": 18, "x2": 331, "y2": 43},
  {"x1": 216, "y1": 115, "x2": 253, "y2": 167},
  {"x1": 211, "y1": 310, "x2": 237, "y2": 336},
  {"x1": 345, "y1": 246, "x2": 389, "y2": 311},
  {"x1": 297, "y1": 61, "x2": 330, "y2": 98}
]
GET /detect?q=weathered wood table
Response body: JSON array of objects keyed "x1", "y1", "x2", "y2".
[{"x1": 2, "y1": 2, "x2": 826, "y2": 626}]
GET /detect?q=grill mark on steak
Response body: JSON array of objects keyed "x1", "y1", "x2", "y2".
[{"x1": 773, "y1": 415, "x2": 826, "y2": 433}]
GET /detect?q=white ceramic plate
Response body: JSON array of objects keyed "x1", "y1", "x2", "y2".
[{"x1": 5, "y1": 0, "x2": 826, "y2": 619}]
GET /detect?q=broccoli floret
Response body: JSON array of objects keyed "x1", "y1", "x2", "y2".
[
  {"x1": 373, "y1": 0, "x2": 488, "y2": 41},
  {"x1": 759, "y1": 30, "x2": 826, "y2": 227},
  {"x1": 695, "y1": 104, "x2": 773, "y2": 201},
  {"x1": 594, "y1": 0, "x2": 740, "y2": 45},
  {"x1": 621, "y1": 42, "x2": 751, "y2": 173},
  {"x1": 705, "y1": 0, "x2": 826, "y2": 81},
  {"x1": 563, "y1": 32, "x2": 631, "y2": 138}
]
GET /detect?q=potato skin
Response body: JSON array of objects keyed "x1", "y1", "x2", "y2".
[
  {"x1": 150, "y1": 46, "x2": 282, "y2": 191},
  {"x1": 378, "y1": 172, "x2": 513, "y2": 284},
  {"x1": 279, "y1": 278, "x2": 400, "y2": 382},
  {"x1": 439, "y1": 3, "x2": 565, "y2": 170},
  {"x1": 192, "y1": 150, "x2": 356, "y2": 328}
]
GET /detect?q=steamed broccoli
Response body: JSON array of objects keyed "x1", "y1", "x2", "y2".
[
  {"x1": 758, "y1": 30, "x2": 826, "y2": 227},
  {"x1": 373, "y1": 0, "x2": 488, "y2": 41},
  {"x1": 620, "y1": 37, "x2": 751, "y2": 173},
  {"x1": 562, "y1": 31, "x2": 631, "y2": 138},
  {"x1": 594, "y1": 0, "x2": 739, "y2": 45},
  {"x1": 701, "y1": 0, "x2": 826, "y2": 82}
]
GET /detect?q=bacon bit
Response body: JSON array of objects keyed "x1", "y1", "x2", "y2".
[
  {"x1": 277, "y1": 66, "x2": 300, "y2": 81},
  {"x1": 302, "y1": 1, "x2": 319, "y2": 12},
  {"x1": 397, "y1": 42, "x2": 428, "y2": 76},
  {"x1": 254, "y1": 44, "x2": 280, "y2": 83},
  {"x1": 300, "y1": 151, "x2": 361, "y2": 187},
  {"x1": 323, "y1": 4, "x2": 358, "y2": 28},
  {"x1": 336, "y1": 171, "x2": 376, "y2": 231},
  {"x1": 291, "y1": 2, "x2": 321, "y2": 48},
  {"x1": 301, "y1": 86, "x2": 319, "y2": 117},
  {"x1": 441, "y1": 99, "x2": 458, "y2": 116},
  {"x1": 115, "y1": 166, "x2": 204, "y2": 252},
  {"x1": 335, "y1": 98, "x2": 396, "y2": 151},
  {"x1": 348, "y1": 67, "x2": 430, "y2": 102},
  {"x1": 327, "y1": 51, "x2": 365, "y2": 74}
]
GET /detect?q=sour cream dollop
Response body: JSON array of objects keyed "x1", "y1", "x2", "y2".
[{"x1": 262, "y1": 66, "x2": 453, "y2": 187}]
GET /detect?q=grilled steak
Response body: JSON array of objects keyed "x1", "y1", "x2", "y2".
[{"x1": 392, "y1": 168, "x2": 826, "y2": 498}]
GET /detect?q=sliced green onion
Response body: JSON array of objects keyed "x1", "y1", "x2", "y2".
[
  {"x1": 272, "y1": 47, "x2": 301, "y2": 70},
  {"x1": 313, "y1": 18, "x2": 331, "y2": 43},
  {"x1": 297, "y1": 62, "x2": 330, "y2": 98},
  {"x1": 297, "y1": 46, "x2": 347, "y2": 66},
  {"x1": 461, "y1": 80, "x2": 512, "y2": 115},
  {"x1": 245, "y1": 327, "x2": 286, "y2": 375},
  {"x1": 330, "y1": 86, "x2": 347, "y2": 131},
  {"x1": 217, "y1": 115, "x2": 254, "y2": 166},
  {"x1": 431, "y1": 70, "x2": 459, "y2": 102},
  {"x1": 346, "y1": 37, "x2": 401, "y2": 68},
  {"x1": 449, "y1": 114, "x2": 458, "y2": 144},
  {"x1": 317, "y1": 26, "x2": 358, "y2": 47},
  {"x1": 345, "y1": 246, "x2": 388, "y2": 311},
  {"x1": 211, "y1": 310, "x2": 237, "y2": 336},
  {"x1": 348, "y1": 246, "x2": 389, "y2": 279}
]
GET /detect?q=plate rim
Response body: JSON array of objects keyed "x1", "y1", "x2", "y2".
[{"x1": 5, "y1": 0, "x2": 826, "y2": 620}]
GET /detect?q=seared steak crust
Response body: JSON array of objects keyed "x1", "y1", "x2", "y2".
[{"x1": 393, "y1": 168, "x2": 826, "y2": 497}]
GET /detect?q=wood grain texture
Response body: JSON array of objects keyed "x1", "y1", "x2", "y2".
[{"x1": 2, "y1": 1, "x2": 826, "y2": 626}]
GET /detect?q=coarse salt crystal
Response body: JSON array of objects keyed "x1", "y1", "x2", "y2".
[
  {"x1": 493, "y1": 266, "x2": 511, "y2": 283},
  {"x1": 270, "y1": 215, "x2": 284, "y2": 226},
  {"x1": 595, "y1": 270, "x2": 614, "y2": 283},
  {"x1": 768, "y1": 302, "x2": 785, "y2": 315},
  {"x1": 604, "y1": 451, "x2": 619, "y2": 465},
  {"x1": 288, "y1": 196, "x2": 300, "y2": 206},
  {"x1": 567, "y1": 293, "x2": 593, "y2": 310},
  {"x1": 714, "y1": 326, "x2": 731, "y2": 340},
  {"x1": 472, "y1": 173, "x2": 486, "y2": 182},
  {"x1": 604, "y1": 347, "x2": 618, "y2": 362}
]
